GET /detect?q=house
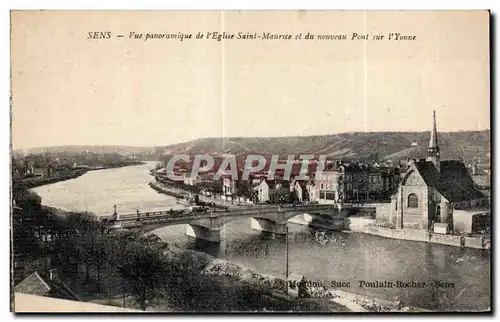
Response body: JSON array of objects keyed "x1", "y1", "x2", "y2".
[
  {"x1": 268, "y1": 181, "x2": 291, "y2": 204},
  {"x1": 14, "y1": 269, "x2": 81, "y2": 302},
  {"x1": 183, "y1": 174, "x2": 199, "y2": 186},
  {"x1": 305, "y1": 180, "x2": 316, "y2": 202},
  {"x1": 453, "y1": 209, "x2": 490, "y2": 235},
  {"x1": 294, "y1": 181, "x2": 303, "y2": 203},
  {"x1": 378, "y1": 111, "x2": 489, "y2": 234},
  {"x1": 222, "y1": 177, "x2": 236, "y2": 196},
  {"x1": 251, "y1": 179, "x2": 292, "y2": 204},
  {"x1": 315, "y1": 169, "x2": 339, "y2": 204},
  {"x1": 288, "y1": 178, "x2": 304, "y2": 203},
  {"x1": 253, "y1": 179, "x2": 270, "y2": 204},
  {"x1": 33, "y1": 167, "x2": 49, "y2": 178},
  {"x1": 315, "y1": 161, "x2": 399, "y2": 204},
  {"x1": 54, "y1": 164, "x2": 72, "y2": 176}
]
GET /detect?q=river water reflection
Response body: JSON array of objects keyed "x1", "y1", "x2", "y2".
[{"x1": 33, "y1": 162, "x2": 491, "y2": 311}]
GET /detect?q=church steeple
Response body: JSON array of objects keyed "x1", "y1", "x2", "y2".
[{"x1": 426, "y1": 110, "x2": 440, "y2": 171}]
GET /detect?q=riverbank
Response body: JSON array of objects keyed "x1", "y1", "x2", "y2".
[
  {"x1": 13, "y1": 162, "x2": 146, "y2": 189},
  {"x1": 148, "y1": 181, "x2": 185, "y2": 199},
  {"x1": 345, "y1": 218, "x2": 491, "y2": 250},
  {"x1": 13, "y1": 171, "x2": 86, "y2": 189},
  {"x1": 149, "y1": 181, "x2": 231, "y2": 211}
]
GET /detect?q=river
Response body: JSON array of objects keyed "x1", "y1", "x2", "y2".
[{"x1": 33, "y1": 162, "x2": 491, "y2": 311}]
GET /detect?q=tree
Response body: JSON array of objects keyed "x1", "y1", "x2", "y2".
[
  {"x1": 235, "y1": 181, "x2": 253, "y2": 200},
  {"x1": 118, "y1": 238, "x2": 167, "y2": 310}
]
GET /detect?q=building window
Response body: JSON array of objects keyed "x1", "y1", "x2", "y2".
[{"x1": 407, "y1": 193, "x2": 419, "y2": 208}]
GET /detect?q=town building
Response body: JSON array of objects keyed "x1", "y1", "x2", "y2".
[
  {"x1": 377, "y1": 111, "x2": 489, "y2": 234},
  {"x1": 315, "y1": 169, "x2": 339, "y2": 204},
  {"x1": 268, "y1": 181, "x2": 291, "y2": 204},
  {"x1": 288, "y1": 179, "x2": 305, "y2": 203},
  {"x1": 183, "y1": 174, "x2": 199, "y2": 186},
  {"x1": 315, "y1": 162, "x2": 399, "y2": 204},
  {"x1": 294, "y1": 180, "x2": 303, "y2": 203},
  {"x1": 305, "y1": 180, "x2": 317, "y2": 203},
  {"x1": 252, "y1": 179, "x2": 294, "y2": 204},
  {"x1": 253, "y1": 179, "x2": 270, "y2": 204},
  {"x1": 222, "y1": 177, "x2": 236, "y2": 196}
]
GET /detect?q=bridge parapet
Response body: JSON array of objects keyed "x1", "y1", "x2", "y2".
[{"x1": 105, "y1": 203, "x2": 346, "y2": 242}]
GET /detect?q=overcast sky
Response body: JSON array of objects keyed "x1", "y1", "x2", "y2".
[{"x1": 11, "y1": 11, "x2": 490, "y2": 149}]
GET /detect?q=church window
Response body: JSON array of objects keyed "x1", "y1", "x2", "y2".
[{"x1": 407, "y1": 193, "x2": 419, "y2": 208}]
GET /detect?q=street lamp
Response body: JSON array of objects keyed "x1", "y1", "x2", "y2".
[
  {"x1": 285, "y1": 223, "x2": 289, "y2": 295},
  {"x1": 278, "y1": 202, "x2": 290, "y2": 294}
]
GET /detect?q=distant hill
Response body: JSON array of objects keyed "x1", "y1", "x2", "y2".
[
  {"x1": 15, "y1": 130, "x2": 490, "y2": 164},
  {"x1": 162, "y1": 130, "x2": 491, "y2": 163},
  {"x1": 14, "y1": 145, "x2": 160, "y2": 156}
]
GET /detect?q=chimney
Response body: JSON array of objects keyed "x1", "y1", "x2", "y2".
[{"x1": 49, "y1": 268, "x2": 59, "y2": 281}]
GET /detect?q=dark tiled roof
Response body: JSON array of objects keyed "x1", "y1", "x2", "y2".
[
  {"x1": 14, "y1": 272, "x2": 81, "y2": 302},
  {"x1": 413, "y1": 160, "x2": 485, "y2": 202},
  {"x1": 14, "y1": 272, "x2": 50, "y2": 296}
]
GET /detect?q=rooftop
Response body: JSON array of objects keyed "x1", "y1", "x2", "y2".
[{"x1": 413, "y1": 160, "x2": 485, "y2": 202}]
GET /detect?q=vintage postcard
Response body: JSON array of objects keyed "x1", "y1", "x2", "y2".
[{"x1": 10, "y1": 10, "x2": 491, "y2": 313}]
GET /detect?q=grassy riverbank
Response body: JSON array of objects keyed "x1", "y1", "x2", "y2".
[{"x1": 12, "y1": 161, "x2": 146, "y2": 189}]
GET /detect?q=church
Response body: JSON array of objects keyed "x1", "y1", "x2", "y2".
[{"x1": 382, "y1": 111, "x2": 489, "y2": 234}]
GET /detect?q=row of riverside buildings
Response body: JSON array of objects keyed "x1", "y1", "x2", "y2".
[
  {"x1": 157, "y1": 111, "x2": 490, "y2": 235},
  {"x1": 248, "y1": 162, "x2": 400, "y2": 205}
]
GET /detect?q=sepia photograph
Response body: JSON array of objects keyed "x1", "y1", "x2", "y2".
[{"x1": 10, "y1": 10, "x2": 491, "y2": 313}]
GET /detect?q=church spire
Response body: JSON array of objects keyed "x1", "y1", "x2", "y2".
[
  {"x1": 429, "y1": 110, "x2": 438, "y2": 149},
  {"x1": 427, "y1": 110, "x2": 440, "y2": 171}
]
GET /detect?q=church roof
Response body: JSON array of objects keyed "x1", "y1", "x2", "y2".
[{"x1": 413, "y1": 160, "x2": 485, "y2": 202}]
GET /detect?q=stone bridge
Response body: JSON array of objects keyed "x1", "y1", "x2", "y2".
[{"x1": 106, "y1": 204, "x2": 354, "y2": 243}]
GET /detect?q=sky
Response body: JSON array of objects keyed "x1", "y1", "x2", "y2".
[{"x1": 11, "y1": 11, "x2": 490, "y2": 149}]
